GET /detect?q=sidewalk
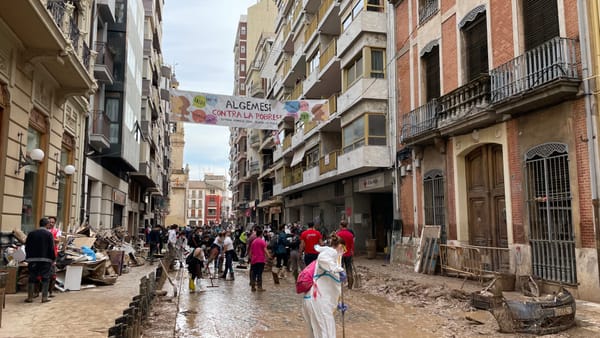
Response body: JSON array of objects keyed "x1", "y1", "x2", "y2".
[{"x1": 0, "y1": 263, "x2": 158, "y2": 338}]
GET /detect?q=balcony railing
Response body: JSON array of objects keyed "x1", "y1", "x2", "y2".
[
  {"x1": 262, "y1": 190, "x2": 273, "y2": 201},
  {"x1": 401, "y1": 99, "x2": 439, "y2": 142},
  {"x1": 46, "y1": 0, "x2": 66, "y2": 30},
  {"x1": 490, "y1": 37, "x2": 579, "y2": 103},
  {"x1": 438, "y1": 75, "x2": 491, "y2": 126},
  {"x1": 319, "y1": 150, "x2": 340, "y2": 174},
  {"x1": 249, "y1": 160, "x2": 260, "y2": 175},
  {"x1": 305, "y1": 15, "x2": 318, "y2": 42},
  {"x1": 282, "y1": 135, "x2": 292, "y2": 151},
  {"x1": 292, "y1": 81, "x2": 303, "y2": 99},
  {"x1": 69, "y1": 18, "x2": 80, "y2": 52},
  {"x1": 318, "y1": 0, "x2": 335, "y2": 22},
  {"x1": 91, "y1": 110, "x2": 111, "y2": 140},
  {"x1": 320, "y1": 39, "x2": 336, "y2": 69},
  {"x1": 419, "y1": 0, "x2": 439, "y2": 24},
  {"x1": 82, "y1": 41, "x2": 90, "y2": 70},
  {"x1": 328, "y1": 94, "x2": 337, "y2": 115},
  {"x1": 292, "y1": 166, "x2": 303, "y2": 185}
]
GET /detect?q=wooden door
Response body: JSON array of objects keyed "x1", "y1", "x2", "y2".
[{"x1": 466, "y1": 144, "x2": 507, "y2": 248}]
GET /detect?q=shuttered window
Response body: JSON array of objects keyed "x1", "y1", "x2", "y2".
[
  {"x1": 464, "y1": 13, "x2": 488, "y2": 81},
  {"x1": 523, "y1": 0, "x2": 559, "y2": 50},
  {"x1": 422, "y1": 45, "x2": 440, "y2": 101}
]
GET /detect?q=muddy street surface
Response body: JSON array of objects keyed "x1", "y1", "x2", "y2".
[{"x1": 143, "y1": 258, "x2": 600, "y2": 338}]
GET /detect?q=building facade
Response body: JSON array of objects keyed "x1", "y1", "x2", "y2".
[
  {"x1": 393, "y1": 0, "x2": 600, "y2": 301},
  {"x1": 187, "y1": 174, "x2": 227, "y2": 227},
  {"x1": 85, "y1": 0, "x2": 171, "y2": 238},
  {"x1": 0, "y1": 0, "x2": 97, "y2": 233},
  {"x1": 230, "y1": 0, "x2": 278, "y2": 228}
]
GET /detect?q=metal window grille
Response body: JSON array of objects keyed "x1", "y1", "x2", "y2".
[
  {"x1": 525, "y1": 143, "x2": 577, "y2": 284},
  {"x1": 424, "y1": 170, "x2": 446, "y2": 242}
]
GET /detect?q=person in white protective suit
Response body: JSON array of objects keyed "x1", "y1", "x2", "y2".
[{"x1": 301, "y1": 236, "x2": 347, "y2": 338}]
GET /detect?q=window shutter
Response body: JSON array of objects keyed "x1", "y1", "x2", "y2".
[
  {"x1": 464, "y1": 14, "x2": 488, "y2": 81},
  {"x1": 523, "y1": 0, "x2": 559, "y2": 50},
  {"x1": 423, "y1": 45, "x2": 440, "y2": 101}
]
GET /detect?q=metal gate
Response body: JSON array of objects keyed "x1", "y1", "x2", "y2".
[
  {"x1": 525, "y1": 143, "x2": 577, "y2": 284},
  {"x1": 424, "y1": 169, "x2": 446, "y2": 243}
]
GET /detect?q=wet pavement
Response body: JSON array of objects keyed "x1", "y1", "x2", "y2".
[
  {"x1": 144, "y1": 257, "x2": 600, "y2": 338},
  {"x1": 145, "y1": 262, "x2": 436, "y2": 338}
]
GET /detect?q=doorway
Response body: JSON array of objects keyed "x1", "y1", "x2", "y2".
[{"x1": 466, "y1": 144, "x2": 508, "y2": 248}]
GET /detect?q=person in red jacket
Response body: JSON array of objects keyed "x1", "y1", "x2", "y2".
[
  {"x1": 300, "y1": 222, "x2": 323, "y2": 266},
  {"x1": 336, "y1": 219, "x2": 355, "y2": 289}
]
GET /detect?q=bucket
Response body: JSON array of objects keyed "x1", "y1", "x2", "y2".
[{"x1": 366, "y1": 239, "x2": 377, "y2": 259}]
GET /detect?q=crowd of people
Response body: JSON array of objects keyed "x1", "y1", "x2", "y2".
[{"x1": 148, "y1": 219, "x2": 356, "y2": 294}]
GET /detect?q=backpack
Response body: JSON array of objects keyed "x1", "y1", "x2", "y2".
[
  {"x1": 275, "y1": 232, "x2": 287, "y2": 255},
  {"x1": 296, "y1": 260, "x2": 317, "y2": 294}
]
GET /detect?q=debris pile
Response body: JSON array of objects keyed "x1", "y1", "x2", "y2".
[{"x1": 4, "y1": 225, "x2": 149, "y2": 292}]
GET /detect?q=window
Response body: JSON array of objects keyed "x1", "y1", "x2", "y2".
[
  {"x1": 366, "y1": 0, "x2": 384, "y2": 12},
  {"x1": 56, "y1": 139, "x2": 74, "y2": 230},
  {"x1": 463, "y1": 13, "x2": 488, "y2": 81},
  {"x1": 523, "y1": 0, "x2": 559, "y2": 50},
  {"x1": 345, "y1": 53, "x2": 363, "y2": 88},
  {"x1": 241, "y1": 45, "x2": 246, "y2": 54},
  {"x1": 422, "y1": 45, "x2": 440, "y2": 101},
  {"x1": 525, "y1": 143, "x2": 576, "y2": 284},
  {"x1": 21, "y1": 125, "x2": 46, "y2": 233},
  {"x1": 344, "y1": 47, "x2": 386, "y2": 89},
  {"x1": 241, "y1": 26, "x2": 246, "y2": 35},
  {"x1": 210, "y1": 189, "x2": 216, "y2": 194},
  {"x1": 423, "y1": 170, "x2": 445, "y2": 229},
  {"x1": 105, "y1": 94, "x2": 121, "y2": 143},
  {"x1": 343, "y1": 114, "x2": 386, "y2": 153},
  {"x1": 369, "y1": 48, "x2": 385, "y2": 78},
  {"x1": 342, "y1": 0, "x2": 365, "y2": 31},
  {"x1": 419, "y1": 0, "x2": 439, "y2": 24},
  {"x1": 240, "y1": 64, "x2": 245, "y2": 72},
  {"x1": 307, "y1": 50, "x2": 320, "y2": 75},
  {"x1": 305, "y1": 146, "x2": 320, "y2": 169},
  {"x1": 208, "y1": 209, "x2": 217, "y2": 216}
]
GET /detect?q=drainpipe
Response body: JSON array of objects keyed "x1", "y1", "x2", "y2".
[
  {"x1": 387, "y1": 1, "x2": 399, "y2": 221},
  {"x1": 578, "y1": 0, "x2": 600, "y2": 271}
]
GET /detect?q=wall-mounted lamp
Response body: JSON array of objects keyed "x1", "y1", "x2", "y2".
[
  {"x1": 53, "y1": 152, "x2": 76, "y2": 185},
  {"x1": 400, "y1": 166, "x2": 407, "y2": 177},
  {"x1": 15, "y1": 132, "x2": 45, "y2": 174}
]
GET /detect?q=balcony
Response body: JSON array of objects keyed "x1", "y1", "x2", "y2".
[
  {"x1": 319, "y1": 150, "x2": 340, "y2": 175},
  {"x1": 337, "y1": 10, "x2": 386, "y2": 57},
  {"x1": 94, "y1": 42, "x2": 114, "y2": 83},
  {"x1": 304, "y1": 15, "x2": 318, "y2": 45},
  {"x1": 90, "y1": 110, "x2": 111, "y2": 150},
  {"x1": 338, "y1": 145, "x2": 391, "y2": 176},
  {"x1": 0, "y1": 0, "x2": 95, "y2": 93},
  {"x1": 401, "y1": 99, "x2": 439, "y2": 145},
  {"x1": 248, "y1": 160, "x2": 260, "y2": 177},
  {"x1": 235, "y1": 129, "x2": 247, "y2": 142},
  {"x1": 250, "y1": 133, "x2": 260, "y2": 147},
  {"x1": 140, "y1": 120, "x2": 151, "y2": 140},
  {"x1": 438, "y1": 75, "x2": 497, "y2": 136},
  {"x1": 317, "y1": 0, "x2": 340, "y2": 35},
  {"x1": 249, "y1": 83, "x2": 264, "y2": 97},
  {"x1": 291, "y1": 81, "x2": 304, "y2": 99},
  {"x1": 282, "y1": 134, "x2": 292, "y2": 151},
  {"x1": 490, "y1": 37, "x2": 580, "y2": 115},
  {"x1": 97, "y1": 0, "x2": 116, "y2": 24},
  {"x1": 337, "y1": 77, "x2": 387, "y2": 114}
]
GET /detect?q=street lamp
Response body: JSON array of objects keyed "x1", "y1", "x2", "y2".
[
  {"x1": 15, "y1": 132, "x2": 45, "y2": 174},
  {"x1": 53, "y1": 152, "x2": 76, "y2": 185}
]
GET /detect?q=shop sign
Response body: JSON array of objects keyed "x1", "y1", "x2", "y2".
[
  {"x1": 113, "y1": 190, "x2": 126, "y2": 205},
  {"x1": 358, "y1": 173, "x2": 384, "y2": 191}
]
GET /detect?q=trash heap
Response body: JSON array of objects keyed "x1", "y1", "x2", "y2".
[{"x1": 4, "y1": 225, "x2": 149, "y2": 292}]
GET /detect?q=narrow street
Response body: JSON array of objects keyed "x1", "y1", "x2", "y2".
[{"x1": 142, "y1": 257, "x2": 600, "y2": 338}]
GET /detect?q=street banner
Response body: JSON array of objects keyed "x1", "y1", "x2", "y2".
[{"x1": 169, "y1": 89, "x2": 330, "y2": 130}]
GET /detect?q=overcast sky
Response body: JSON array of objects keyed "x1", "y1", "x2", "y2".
[{"x1": 163, "y1": 0, "x2": 260, "y2": 180}]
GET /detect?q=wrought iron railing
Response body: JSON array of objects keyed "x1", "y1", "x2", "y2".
[
  {"x1": 69, "y1": 18, "x2": 80, "y2": 52},
  {"x1": 401, "y1": 99, "x2": 439, "y2": 142},
  {"x1": 439, "y1": 244, "x2": 510, "y2": 281},
  {"x1": 46, "y1": 0, "x2": 66, "y2": 29},
  {"x1": 490, "y1": 37, "x2": 579, "y2": 103},
  {"x1": 438, "y1": 75, "x2": 491, "y2": 125},
  {"x1": 82, "y1": 41, "x2": 90, "y2": 70},
  {"x1": 418, "y1": 0, "x2": 438, "y2": 24}
]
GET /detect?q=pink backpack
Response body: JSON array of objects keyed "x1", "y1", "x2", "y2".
[{"x1": 296, "y1": 260, "x2": 317, "y2": 294}]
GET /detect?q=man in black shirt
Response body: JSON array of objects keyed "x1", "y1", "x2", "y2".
[{"x1": 25, "y1": 218, "x2": 56, "y2": 303}]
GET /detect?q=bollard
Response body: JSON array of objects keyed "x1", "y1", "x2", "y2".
[
  {"x1": 108, "y1": 323, "x2": 125, "y2": 338},
  {"x1": 123, "y1": 307, "x2": 135, "y2": 338},
  {"x1": 129, "y1": 299, "x2": 141, "y2": 337}
]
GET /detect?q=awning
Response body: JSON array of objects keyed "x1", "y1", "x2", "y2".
[{"x1": 290, "y1": 145, "x2": 306, "y2": 167}]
